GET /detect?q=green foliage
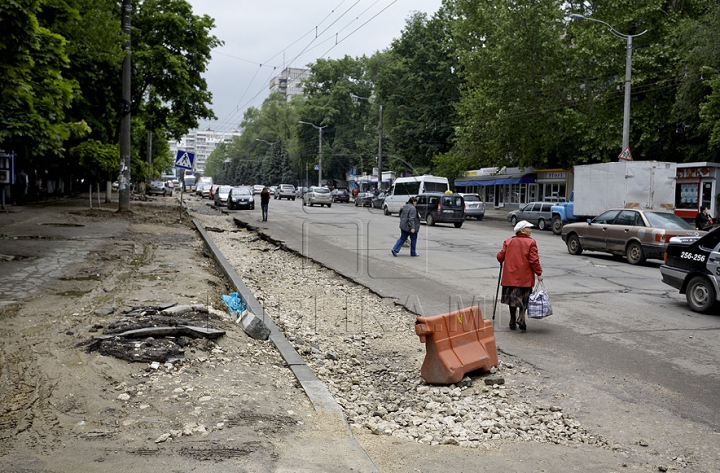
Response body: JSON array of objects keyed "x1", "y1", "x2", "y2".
[
  {"x1": 0, "y1": 0, "x2": 80, "y2": 158},
  {"x1": 372, "y1": 10, "x2": 462, "y2": 174}
]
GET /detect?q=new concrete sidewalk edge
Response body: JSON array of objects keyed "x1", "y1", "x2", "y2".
[{"x1": 193, "y1": 218, "x2": 379, "y2": 472}]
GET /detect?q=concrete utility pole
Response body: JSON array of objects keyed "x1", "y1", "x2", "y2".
[
  {"x1": 377, "y1": 104, "x2": 383, "y2": 190},
  {"x1": 146, "y1": 130, "x2": 152, "y2": 186},
  {"x1": 570, "y1": 14, "x2": 646, "y2": 153},
  {"x1": 298, "y1": 121, "x2": 327, "y2": 186},
  {"x1": 118, "y1": 0, "x2": 132, "y2": 211}
]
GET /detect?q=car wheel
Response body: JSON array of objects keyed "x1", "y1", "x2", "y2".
[
  {"x1": 567, "y1": 234, "x2": 583, "y2": 255},
  {"x1": 477, "y1": 216, "x2": 484, "y2": 221},
  {"x1": 552, "y1": 216, "x2": 563, "y2": 235},
  {"x1": 292, "y1": 197, "x2": 295, "y2": 201},
  {"x1": 328, "y1": 203, "x2": 332, "y2": 208},
  {"x1": 383, "y1": 206, "x2": 390, "y2": 216},
  {"x1": 626, "y1": 241, "x2": 645, "y2": 265},
  {"x1": 454, "y1": 221, "x2": 463, "y2": 228},
  {"x1": 510, "y1": 215, "x2": 518, "y2": 227},
  {"x1": 537, "y1": 218, "x2": 546, "y2": 231},
  {"x1": 686, "y1": 276, "x2": 717, "y2": 313},
  {"x1": 228, "y1": 201, "x2": 233, "y2": 210},
  {"x1": 355, "y1": 200, "x2": 359, "y2": 207},
  {"x1": 303, "y1": 200, "x2": 306, "y2": 206},
  {"x1": 427, "y1": 213, "x2": 436, "y2": 226}
]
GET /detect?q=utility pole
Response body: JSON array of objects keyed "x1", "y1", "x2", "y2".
[
  {"x1": 377, "y1": 105, "x2": 383, "y2": 190},
  {"x1": 298, "y1": 121, "x2": 327, "y2": 187},
  {"x1": 146, "y1": 130, "x2": 152, "y2": 185},
  {"x1": 118, "y1": 0, "x2": 132, "y2": 211}
]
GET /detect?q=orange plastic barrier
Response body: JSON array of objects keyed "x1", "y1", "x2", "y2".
[{"x1": 415, "y1": 306, "x2": 498, "y2": 385}]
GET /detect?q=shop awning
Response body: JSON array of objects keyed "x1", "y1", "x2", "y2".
[{"x1": 455, "y1": 173, "x2": 536, "y2": 187}]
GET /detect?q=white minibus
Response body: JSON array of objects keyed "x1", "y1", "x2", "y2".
[{"x1": 382, "y1": 175, "x2": 449, "y2": 215}]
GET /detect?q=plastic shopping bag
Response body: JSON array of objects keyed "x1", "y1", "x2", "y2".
[{"x1": 527, "y1": 282, "x2": 553, "y2": 319}]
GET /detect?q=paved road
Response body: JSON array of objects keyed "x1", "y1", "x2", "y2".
[{"x1": 224, "y1": 196, "x2": 720, "y2": 466}]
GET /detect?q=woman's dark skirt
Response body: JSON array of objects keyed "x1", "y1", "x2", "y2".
[{"x1": 501, "y1": 286, "x2": 532, "y2": 309}]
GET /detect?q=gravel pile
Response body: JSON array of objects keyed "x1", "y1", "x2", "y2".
[{"x1": 194, "y1": 211, "x2": 612, "y2": 450}]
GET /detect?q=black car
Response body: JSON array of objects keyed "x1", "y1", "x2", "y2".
[
  {"x1": 227, "y1": 186, "x2": 254, "y2": 210},
  {"x1": 371, "y1": 191, "x2": 387, "y2": 209},
  {"x1": 331, "y1": 188, "x2": 350, "y2": 203},
  {"x1": 660, "y1": 227, "x2": 720, "y2": 313},
  {"x1": 354, "y1": 191, "x2": 374, "y2": 207},
  {"x1": 416, "y1": 193, "x2": 465, "y2": 228}
]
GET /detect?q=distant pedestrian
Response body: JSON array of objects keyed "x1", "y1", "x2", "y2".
[
  {"x1": 260, "y1": 187, "x2": 270, "y2": 221},
  {"x1": 17, "y1": 170, "x2": 28, "y2": 205},
  {"x1": 391, "y1": 197, "x2": 420, "y2": 257},
  {"x1": 496, "y1": 220, "x2": 543, "y2": 331},
  {"x1": 695, "y1": 206, "x2": 713, "y2": 231}
]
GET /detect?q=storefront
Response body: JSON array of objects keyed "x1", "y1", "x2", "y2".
[
  {"x1": 454, "y1": 167, "x2": 569, "y2": 208},
  {"x1": 674, "y1": 162, "x2": 720, "y2": 220}
]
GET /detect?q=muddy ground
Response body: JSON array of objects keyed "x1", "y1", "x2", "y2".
[{"x1": 0, "y1": 198, "x2": 338, "y2": 472}]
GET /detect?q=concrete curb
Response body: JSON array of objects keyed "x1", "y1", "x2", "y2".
[{"x1": 193, "y1": 218, "x2": 379, "y2": 472}]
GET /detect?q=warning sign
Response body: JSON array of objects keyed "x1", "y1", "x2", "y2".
[
  {"x1": 174, "y1": 150, "x2": 195, "y2": 170},
  {"x1": 618, "y1": 147, "x2": 633, "y2": 162}
]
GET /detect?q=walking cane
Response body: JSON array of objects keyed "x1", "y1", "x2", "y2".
[{"x1": 492, "y1": 263, "x2": 503, "y2": 322}]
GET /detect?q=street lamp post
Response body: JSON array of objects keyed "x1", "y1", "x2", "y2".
[
  {"x1": 570, "y1": 14, "x2": 647, "y2": 153},
  {"x1": 298, "y1": 121, "x2": 327, "y2": 186},
  {"x1": 350, "y1": 94, "x2": 384, "y2": 189}
]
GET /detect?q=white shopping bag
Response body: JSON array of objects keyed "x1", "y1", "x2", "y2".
[{"x1": 527, "y1": 282, "x2": 553, "y2": 319}]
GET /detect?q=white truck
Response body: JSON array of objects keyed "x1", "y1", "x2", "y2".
[
  {"x1": 382, "y1": 175, "x2": 450, "y2": 215},
  {"x1": 551, "y1": 161, "x2": 677, "y2": 235}
]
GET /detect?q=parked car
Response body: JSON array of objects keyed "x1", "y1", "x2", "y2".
[
  {"x1": 201, "y1": 184, "x2": 212, "y2": 199},
  {"x1": 227, "y1": 186, "x2": 254, "y2": 210},
  {"x1": 459, "y1": 193, "x2": 485, "y2": 220},
  {"x1": 660, "y1": 228, "x2": 720, "y2": 313},
  {"x1": 276, "y1": 184, "x2": 297, "y2": 200},
  {"x1": 214, "y1": 185, "x2": 233, "y2": 207},
  {"x1": 416, "y1": 193, "x2": 465, "y2": 228},
  {"x1": 507, "y1": 202, "x2": 554, "y2": 230},
  {"x1": 253, "y1": 185, "x2": 265, "y2": 195},
  {"x1": 196, "y1": 183, "x2": 209, "y2": 197},
  {"x1": 296, "y1": 186, "x2": 308, "y2": 198},
  {"x1": 303, "y1": 186, "x2": 332, "y2": 207},
  {"x1": 562, "y1": 208, "x2": 703, "y2": 265},
  {"x1": 269, "y1": 186, "x2": 278, "y2": 196},
  {"x1": 371, "y1": 191, "x2": 388, "y2": 209},
  {"x1": 164, "y1": 180, "x2": 175, "y2": 194},
  {"x1": 146, "y1": 180, "x2": 167, "y2": 196},
  {"x1": 354, "y1": 191, "x2": 374, "y2": 207},
  {"x1": 331, "y1": 189, "x2": 350, "y2": 203}
]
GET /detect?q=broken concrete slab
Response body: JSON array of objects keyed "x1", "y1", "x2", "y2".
[
  {"x1": 239, "y1": 311, "x2": 270, "y2": 340},
  {"x1": 160, "y1": 305, "x2": 193, "y2": 316},
  {"x1": 93, "y1": 325, "x2": 225, "y2": 341}
]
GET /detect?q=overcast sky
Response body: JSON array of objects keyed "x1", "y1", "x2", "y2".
[{"x1": 186, "y1": 0, "x2": 444, "y2": 132}]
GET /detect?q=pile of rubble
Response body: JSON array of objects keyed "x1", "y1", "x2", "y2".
[
  {"x1": 200, "y1": 217, "x2": 614, "y2": 450},
  {"x1": 83, "y1": 302, "x2": 225, "y2": 363}
]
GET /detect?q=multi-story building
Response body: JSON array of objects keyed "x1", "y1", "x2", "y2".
[
  {"x1": 269, "y1": 67, "x2": 310, "y2": 102},
  {"x1": 169, "y1": 129, "x2": 241, "y2": 174}
]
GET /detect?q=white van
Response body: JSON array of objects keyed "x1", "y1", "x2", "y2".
[{"x1": 382, "y1": 175, "x2": 449, "y2": 215}]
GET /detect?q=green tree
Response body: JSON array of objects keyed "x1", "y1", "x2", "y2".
[
  {"x1": 372, "y1": 10, "x2": 462, "y2": 176},
  {"x1": 0, "y1": 0, "x2": 81, "y2": 159}
]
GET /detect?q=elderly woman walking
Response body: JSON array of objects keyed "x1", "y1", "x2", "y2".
[{"x1": 497, "y1": 220, "x2": 543, "y2": 331}]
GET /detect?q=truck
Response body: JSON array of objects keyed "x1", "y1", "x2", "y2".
[{"x1": 551, "y1": 161, "x2": 677, "y2": 235}]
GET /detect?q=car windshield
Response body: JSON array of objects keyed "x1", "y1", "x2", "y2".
[
  {"x1": 218, "y1": 187, "x2": 231, "y2": 195},
  {"x1": 233, "y1": 187, "x2": 251, "y2": 195},
  {"x1": 314, "y1": 188, "x2": 330, "y2": 194},
  {"x1": 644, "y1": 211, "x2": 695, "y2": 230},
  {"x1": 463, "y1": 195, "x2": 480, "y2": 202}
]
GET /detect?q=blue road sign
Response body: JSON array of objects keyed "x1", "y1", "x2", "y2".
[{"x1": 175, "y1": 150, "x2": 195, "y2": 170}]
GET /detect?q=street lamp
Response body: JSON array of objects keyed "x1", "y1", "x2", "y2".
[
  {"x1": 350, "y1": 94, "x2": 384, "y2": 190},
  {"x1": 570, "y1": 14, "x2": 647, "y2": 154},
  {"x1": 298, "y1": 121, "x2": 327, "y2": 186}
]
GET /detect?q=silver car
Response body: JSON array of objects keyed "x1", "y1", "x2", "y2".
[
  {"x1": 459, "y1": 193, "x2": 485, "y2": 220},
  {"x1": 214, "y1": 185, "x2": 233, "y2": 207},
  {"x1": 507, "y1": 202, "x2": 554, "y2": 231},
  {"x1": 302, "y1": 186, "x2": 332, "y2": 207}
]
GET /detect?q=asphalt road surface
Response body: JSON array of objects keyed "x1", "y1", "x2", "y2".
[{"x1": 223, "y1": 195, "x2": 720, "y2": 467}]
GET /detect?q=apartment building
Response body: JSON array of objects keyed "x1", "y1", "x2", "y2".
[
  {"x1": 169, "y1": 129, "x2": 241, "y2": 174},
  {"x1": 269, "y1": 67, "x2": 310, "y2": 102}
]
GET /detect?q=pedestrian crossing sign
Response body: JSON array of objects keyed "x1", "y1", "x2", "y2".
[
  {"x1": 618, "y1": 146, "x2": 633, "y2": 162},
  {"x1": 174, "y1": 150, "x2": 195, "y2": 170}
]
